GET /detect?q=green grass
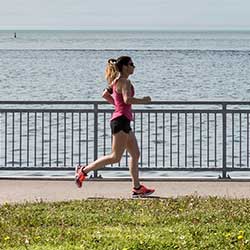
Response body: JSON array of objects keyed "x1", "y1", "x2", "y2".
[{"x1": 1, "y1": 196, "x2": 250, "y2": 249}]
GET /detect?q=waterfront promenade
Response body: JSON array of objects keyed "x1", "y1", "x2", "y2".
[{"x1": 1, "y1": 178, "x2": 250, "y2": 204}]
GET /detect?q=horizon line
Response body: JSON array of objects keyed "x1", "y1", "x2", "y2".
[{"x1": 1, "y1": 27, "x2": 250, "y2": 32}]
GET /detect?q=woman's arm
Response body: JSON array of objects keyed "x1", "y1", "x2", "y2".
[
  {"x1": 102, "y1": 89, "x2": 115, "y2": 105},
  {"x1": 121, "y1": 80, "x2": 151, "y2": 104}
]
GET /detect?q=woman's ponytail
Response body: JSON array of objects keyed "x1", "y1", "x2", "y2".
[{"x1": 105, "y1": 58, "x2": 119, "y2": 85}]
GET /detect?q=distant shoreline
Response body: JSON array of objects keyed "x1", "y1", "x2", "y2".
[{"x1": 1, "y1": 28, "x2": 250, "y2": 32}]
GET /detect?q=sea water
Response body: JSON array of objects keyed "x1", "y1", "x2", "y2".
[{"x1": 0, "y1": 30, "x2": 250, "y2": 178}]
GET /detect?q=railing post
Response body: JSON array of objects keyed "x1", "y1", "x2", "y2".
[
  {"x1": 93, "y1": 103, "x2": 99, "y2": 178},
  {"x1": 221, "y1": 103, "x2": 228, "y2": 179}
]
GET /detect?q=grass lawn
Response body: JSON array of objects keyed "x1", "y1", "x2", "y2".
[{"x1": 1, "y1": 196, "x2": 250, "y2": 249}]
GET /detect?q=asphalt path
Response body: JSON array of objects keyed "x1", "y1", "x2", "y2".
[{"x1": 1, "y1": 178, "x2": 250, "y2": 204}]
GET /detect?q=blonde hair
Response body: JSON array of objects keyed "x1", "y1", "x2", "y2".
[
  {"x1": 105, "y1": 59, "x2": 119, "y2": 85},
  {"x1": 105, "y1": 56, "x2": 132, "y2": 85}
]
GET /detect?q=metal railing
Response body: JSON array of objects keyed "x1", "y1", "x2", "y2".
[{"x1": 1, "y1": 101, "x2": 250, "y2": 178}]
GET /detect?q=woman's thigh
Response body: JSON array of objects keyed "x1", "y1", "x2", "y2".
[{"x1": 111, "y1": 130, "x2": 129, "y2": 160}]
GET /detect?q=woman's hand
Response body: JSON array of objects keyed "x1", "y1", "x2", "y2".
[{"x1": 102, "y1": 89, "x2": 115, "y2": 105}]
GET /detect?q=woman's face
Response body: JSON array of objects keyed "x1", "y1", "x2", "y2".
[{"x1": 124, "y1": 60, "x2": 135, "y2": 75}]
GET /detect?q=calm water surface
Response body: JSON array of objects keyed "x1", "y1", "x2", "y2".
[{"x1": 1, "y1": 30, "x2": 250, "y2": 177}]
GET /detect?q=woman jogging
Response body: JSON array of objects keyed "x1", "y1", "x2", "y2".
[{"x1": 75, "y1": 56, "x2": 155, "y2": 197}]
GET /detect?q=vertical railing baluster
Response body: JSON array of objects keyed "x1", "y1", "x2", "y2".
[
  {"x1": 185, "y1": 112, "x2": 187, "y2": 167},
  {"x1": 222, "y1": 103, "x2": 227, "y2": 178},
  {"x1": 12, "y1": 112, "x2": 15, "y2": 167},
  {"x1": 232, "y1": 113, "x2": 234, "y2": 168},
  {"x1": 140, "y1": 112, "x2": 143, "y2": 168},
  {"x1": 27, "y1": 112, "x2": 29, "y2": 167},
  {"x1": 207, "y1": 113, "x2": 209, "y2": 167},
  {"x1": 247, "y1": 113, "x2": 249, "y2": 168},
  {"x1": 93, "y1": 103, "x2": 98, "y2": 177},
  {"x1": 86, "y1": 112, "x2": 89, "y2": 165},
  {"x1": 163, "y1": 112, "x2": 165, "y2": 167},
  {"x1": 148, "y1": 113, "x2": 150, "y2": 167},
  {"x1": 155, "y1": 113, "x2": 157, "y2": 167},
  {"x1": 177, "y1": 112, "x2": 180, "y2": 167},
  {"x1": 34, "y1": 112, "x2": 37, "y2": 166},
  {"x1": 192, "y1": 113, "x2": 195, "y2": 167},
  {"x1": 239, "y1": 113, "x2": 242, "y2": 167},
  {"x1": 78, "y1": 112, "x2": 81, "y2": 165},
  {"x1": 110, "y1": 126, "x2": 113, "y2": 167},
  {"x1": 42, "y1": 112, "x2": 44, "y2": 167},
  {"x1": 170, "y1": 113, "x2": 172, "y2": 167},
  {"x1": 5, "y1": 112, "x2": 7, "y2": 166},
  {"x1": 200, "y1": 113, "x2": 202, "y2": 167},
  {"x1": 49, "y1": 112, "x2": 51, "y2": 166},
  {"x1": 71, "y1": 112, "x2": 74, "y2": 167},
  {"x1": 214, "y1": 113, "x2": 217, "y2": 167},
  {"x1": 20, "y1": 112, "x2": 22, "y2": 167},
  {"x1": 104, "y1": 113, "x2": 106, "y2": 156},
  {"x1": 64, "y1": 112, "x2": 66, "y2": 166},
  {"x1": 56, "y1": 112, "x2": 59, "y2": 166}
]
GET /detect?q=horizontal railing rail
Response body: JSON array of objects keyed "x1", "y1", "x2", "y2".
[{"x1": 1, "y1": 101, "x2": 250, "y2": 178}]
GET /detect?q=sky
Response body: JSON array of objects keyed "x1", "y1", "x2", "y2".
[{"x1": 0, "y1": 0, "x2": 249, "y2": 30}]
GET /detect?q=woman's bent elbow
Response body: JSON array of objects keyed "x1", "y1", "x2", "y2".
[{"x1": 102, "y1": 91, "x2": 109, "y2": 99}]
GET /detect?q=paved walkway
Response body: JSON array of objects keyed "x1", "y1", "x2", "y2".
[{"x1": 1, "y1": 178, "x2": 250, "y2": 203}]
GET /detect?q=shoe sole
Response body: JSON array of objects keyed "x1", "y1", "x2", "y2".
[{"x1": 132, "y1": 190, "x2": 155, "y2": 198}]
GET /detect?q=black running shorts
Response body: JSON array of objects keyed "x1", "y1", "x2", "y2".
[{"x1": 110, "y1": 115, "x2": 132, "y2": 135}]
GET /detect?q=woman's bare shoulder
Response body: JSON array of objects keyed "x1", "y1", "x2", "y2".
[
  {"x1": 121, "y1": 78, "x2": 132, "y2": 87},
  {"x1": 116, "y1": 78, "x2": 130, "y2": 91}
]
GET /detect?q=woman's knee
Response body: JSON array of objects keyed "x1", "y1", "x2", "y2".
[
  {"x1": 131, "y1": 150, "x2": 140, "y2": 162},
  {"x1": 109, "y1": 152, "x2": 122, "y2": 164}
]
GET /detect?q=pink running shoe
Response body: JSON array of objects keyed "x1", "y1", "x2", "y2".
[
  {"x1": 132, "y1": 184, "x2": 155, "y2": 198},
  {"x1": 75, "y1": 165, "x2": 87, "y2": 188}
]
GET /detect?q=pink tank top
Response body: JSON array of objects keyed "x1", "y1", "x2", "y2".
[{"x1": 111, "y1": 81, "x2": 135, "y2": 121}]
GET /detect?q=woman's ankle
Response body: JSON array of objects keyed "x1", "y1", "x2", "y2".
[
  {"x1": 133, "y1": 184, "x2": 141, "y2": 190},
  {"x1": 81, "y1": 166, "x2": 88, "y2": 175}
]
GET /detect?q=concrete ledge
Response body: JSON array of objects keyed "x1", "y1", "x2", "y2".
[{"x1": 1, "y1": 176, "x2": 250, "y2": 182}]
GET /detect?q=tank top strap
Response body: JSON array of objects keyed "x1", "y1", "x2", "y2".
[{"x1": 111, "y1": 78, "x2": 119, "y2": 92}]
